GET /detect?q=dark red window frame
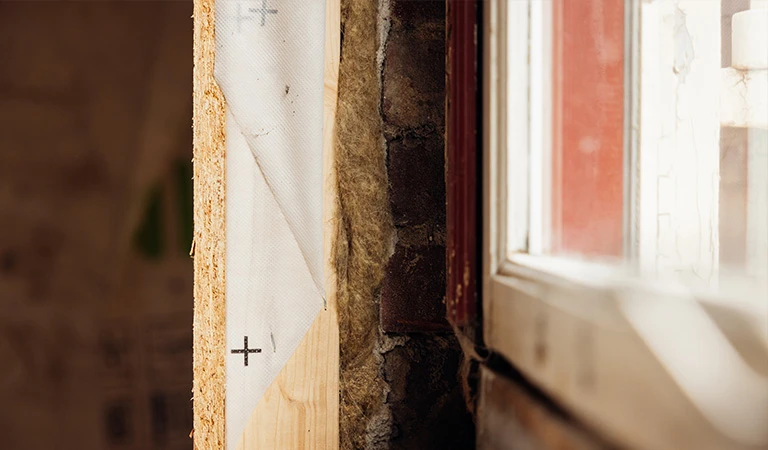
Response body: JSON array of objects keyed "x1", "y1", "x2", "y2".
[
  {"x1": 446, "y1": 0, "x2": 627, "y2": 330},
  {"x1": 446, "y1": 0, "x2": 480, "y2": 330},
  {"x1": 447, "y1": 3, "x2": 630, "y2": 443}
]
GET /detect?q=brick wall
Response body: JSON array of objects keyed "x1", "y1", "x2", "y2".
[
  {"x1": 381, "y1": 0, "x2": 450, "y2": 333},
  {"x1": 376, "y1": 1, "x2": 474, "y2": 448}
]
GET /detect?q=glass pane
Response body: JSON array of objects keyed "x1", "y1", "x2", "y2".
[
  {"x1": 550, "y1": 0, "x2": 625, "y2": 258},
  {"x1": 523, "y1": 0, "x2": 625, "y2": 259},
  {"x1": 518, "y1": 0, "x2": 768, "y2": 286}
]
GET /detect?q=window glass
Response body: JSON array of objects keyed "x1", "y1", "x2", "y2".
[{"x1": 516, "y1": 0, "x2": 768, "y2": 287}]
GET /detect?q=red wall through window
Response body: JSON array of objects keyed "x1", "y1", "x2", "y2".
[{"x1": 551, "y1": 0, "x2": 625, "y2": 257}]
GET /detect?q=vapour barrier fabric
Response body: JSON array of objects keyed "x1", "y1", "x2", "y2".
[{"x1": 215, "y1": 0, "x2": 326, "y2": 447}]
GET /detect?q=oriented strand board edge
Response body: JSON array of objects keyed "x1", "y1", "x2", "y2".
[
  {"x1": 193, "y1": 0, "x2": 227, "y2": 446},
  {"x1": 235, "y1": 0, "x2": 341, "y2": 447}
]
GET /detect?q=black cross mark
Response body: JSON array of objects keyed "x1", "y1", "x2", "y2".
[
  {"x1": 231, "y1": 336, "x2": 262, "y2": 366},
  {"x1": 250, "y1": 0, "x2": 278, "y2": 27}
]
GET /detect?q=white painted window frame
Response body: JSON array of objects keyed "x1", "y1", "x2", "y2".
[{"x1": 482, "y1": 1, "x2": 768, "y2": 450}]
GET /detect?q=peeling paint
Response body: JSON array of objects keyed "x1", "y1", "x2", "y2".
[{"x1": 673, "y1": 6, "x2": 695, "y2": 81}]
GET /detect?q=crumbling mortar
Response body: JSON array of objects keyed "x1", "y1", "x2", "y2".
[{"x1": 383, "y1": 123, "x2": 441, "y2": 143}]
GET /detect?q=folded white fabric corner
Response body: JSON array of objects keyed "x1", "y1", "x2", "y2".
[{"x1": 215, "y1": 0, "x2": 327, "y2": 447}]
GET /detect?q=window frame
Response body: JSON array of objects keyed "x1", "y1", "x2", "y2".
[{"x1": 482, "y1": 2, "x2": 768, "y2": 450}]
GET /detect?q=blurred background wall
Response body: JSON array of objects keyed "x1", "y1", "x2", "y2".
[{"x1": 0, "y1": 2, "x2": 194, "y2": 449}]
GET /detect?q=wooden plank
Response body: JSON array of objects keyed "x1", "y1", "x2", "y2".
[
  {"x1": 477, "y1": 366, "x2": 606, "y2": 450},
  {"x1": 193, "y1": 0, "x2": 340, "y2": 448}
]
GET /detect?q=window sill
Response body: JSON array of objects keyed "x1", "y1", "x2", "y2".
[{"x1": 486, "y1": 257, "x2": 768, "y2": 450}]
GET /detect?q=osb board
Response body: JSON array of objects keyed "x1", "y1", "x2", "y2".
[{"x1": 192, "y1": 0, "x2": 340, "y2": 448}]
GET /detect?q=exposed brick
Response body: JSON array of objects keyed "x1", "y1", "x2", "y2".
[
  {"x1": 381, "y1": 244, "x2": 450, "y2": 332},
  {"x1": 382, "y1": 0, "x2": 445, "y2": 134},
  {"x1": 383, "y1": 334, "x2": 475, "y2": 449},
  {"x1": 391, "y1": 0, "x2": 444, "y2": 31},
  {"x1": 381, "y1": 0, "x2": 449, "y2": 335},
  {"x1": 388, "y1": 132, "x2": 446, "y2": 227},
  {"x1": 375, "y1": 1, "x2": 472, "y2": 447}
]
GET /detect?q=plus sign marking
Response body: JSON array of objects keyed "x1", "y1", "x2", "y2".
[
  {"x1": 233, "y1": 0, "x2": 278, "y2": 33},
  {"x1": 231, "y1": 336, "x2": 262, "y2": 366},
  {"x1": 250, "y1": 0, "x2": 278, "y2": 26}
]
